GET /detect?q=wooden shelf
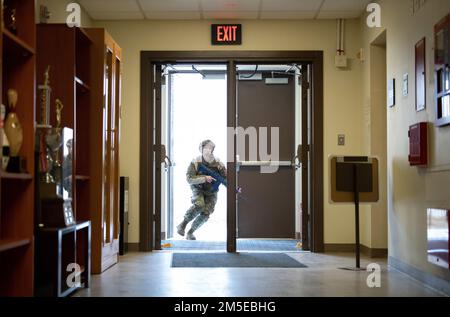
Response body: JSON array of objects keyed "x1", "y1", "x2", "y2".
[
  {"x1": 76, "y1": 27, "x2": 93, "y2": 45},
  {"x1": 0, "y1": 238, "x2": 31, "y2": 253},
  {"x1": 0, "y1": 0, "x2": 36, "y2": 297},
  {"x1": 36, "y1": 221, "x2": 90, "y2": 296},
  {"x1": 2, "y1": 29, "x2": 35, "y2": 59},
  {"x1": 75, "y1": 175, "x2": 90, "y2": 181},
  {"x1": 0, "y1": 170, "x2": 33, "y2": 180},
  {"x1": 75, "y1": 76, "x2": 91, "y2": 93}
]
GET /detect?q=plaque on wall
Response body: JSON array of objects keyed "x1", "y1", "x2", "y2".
[
  {"x1": 388, "y1": 78, "x2": 395, "y2": 107},
  {"x1": 415, "y1": 37, "x2": 426, "y2": 112}
]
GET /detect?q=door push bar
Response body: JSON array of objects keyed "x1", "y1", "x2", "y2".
[{"x1": 237, "y1": 161, "x2": 294, "y2": 167}]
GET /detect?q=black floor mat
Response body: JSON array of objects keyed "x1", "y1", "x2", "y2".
[
  {"x1": 162, "y1": 239, "x2": 302, "y2": 251},
  {"x1": 171, "y1": 252, "x2": 307, "y2": 268}
]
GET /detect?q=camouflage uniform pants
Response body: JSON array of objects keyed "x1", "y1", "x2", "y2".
[{"x1": 183, "y1": 191, "x2": 218, "y2": 233}]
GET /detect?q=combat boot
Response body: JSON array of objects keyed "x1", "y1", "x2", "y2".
[
  {"x1": 177, "y1": 220, "x2": 188, "y2": 236},
  {"x1": 186, "y1": 230, "x2": 196, "y2": 240}
]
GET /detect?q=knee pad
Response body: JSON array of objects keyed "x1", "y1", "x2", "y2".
[
  {"x1": 192, "y1": 198, "x2": 205, "y2": 209},
  {"x1": 193, "y1": 199, "x2": 206, "y2": 210}
]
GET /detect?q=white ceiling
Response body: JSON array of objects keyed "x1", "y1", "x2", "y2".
[{"x1": 78, "y1": 0, "x2": 373, "y2": 21}]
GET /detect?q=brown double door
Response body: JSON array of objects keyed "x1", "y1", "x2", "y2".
[{"x1": 151, "y1": 62, "x2": 311, "y2": 251}]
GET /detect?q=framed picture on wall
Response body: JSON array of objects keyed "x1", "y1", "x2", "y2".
[
  {"x1": 388, "y1": 78, "x2": 395, "y2": 107},
  {"x1": 434, "y1": 13, "x2": 450, "y2": 127},
  {"x1": 415, "y1": 37, "x2": 426, "y2": 112}
]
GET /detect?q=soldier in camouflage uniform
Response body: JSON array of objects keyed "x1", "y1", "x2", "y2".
[{"x1": 176, "y1": 139, "x2": 227, "y2": 240}]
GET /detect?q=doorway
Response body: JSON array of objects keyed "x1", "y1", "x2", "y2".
[
  {"x1": 163, "y1": 64, "x2": 228, "y2": 243},
  {"x1": 140, "y1": 51, "x2": 324, "y2": 253}
]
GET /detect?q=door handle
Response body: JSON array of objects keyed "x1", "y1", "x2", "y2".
[
  {"x1": 164, "y1": 155, "x2": 173, "y2": 170},
  {"x1": 291, "y1": 144, "x2": 302, "y2": 169},
  {"x1": 154, "y1": 144, "x2": 174, "y2": 171}
]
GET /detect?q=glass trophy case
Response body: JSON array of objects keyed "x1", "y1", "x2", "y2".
[{"x1": 35, "y1": 67, "x2": 75, "y2": 227}]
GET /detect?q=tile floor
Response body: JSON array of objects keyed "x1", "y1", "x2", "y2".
[{"x1": 73, "y1": 251, "x2": 446, "y2": 297}]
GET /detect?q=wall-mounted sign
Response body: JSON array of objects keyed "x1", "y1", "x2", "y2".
[
  {"x1": 388, "y1": 78, "x2": 395, "y2": 107},
  {"x1": 211, "y1": 24, "x2": 241, "y2": 45}
]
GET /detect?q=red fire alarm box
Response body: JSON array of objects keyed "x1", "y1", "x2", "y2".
[{"x1": 408, "y1": 122, "x2": 428, "y2": 166}]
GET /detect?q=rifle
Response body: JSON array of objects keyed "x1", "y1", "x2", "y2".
[
  {"x1": 198, "y1": 163, "x2": 227, "y2": 192},
  {"x1": 197, "y1": 163, "x2": 246, "y2": 199}
]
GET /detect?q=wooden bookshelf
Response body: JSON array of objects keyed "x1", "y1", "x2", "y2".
[
  {"x1": 0, "y1": 0, "x2": 36, "y2": 297},
  {"x1": 35, "y1": 25, "x2": 123, "y2": 281},
  {"x1": 35, "y1": 23, "x2": 94, "y2": 297}
]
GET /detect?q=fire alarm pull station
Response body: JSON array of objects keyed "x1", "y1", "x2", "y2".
[{"x1": 408, "y1": 122, "x2": 428, "y2": 166}]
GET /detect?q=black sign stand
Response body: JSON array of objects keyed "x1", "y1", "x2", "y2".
[{"x1": 335, "y1": 157, "x2": 373, "y2": 271}]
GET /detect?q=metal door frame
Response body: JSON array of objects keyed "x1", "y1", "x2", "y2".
[{"x1": 140, "y1": 51, "x2": 324, "y2": 253}]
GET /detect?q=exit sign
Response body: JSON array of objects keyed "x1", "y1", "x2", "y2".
[{"x1": 211, "y1": 24, "x2": 242, "y2": 45}]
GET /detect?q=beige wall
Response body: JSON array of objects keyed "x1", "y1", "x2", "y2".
[
  {"x1": 36, "y1": 0, "x2": 92, "y2": 26},
  {"x1": 361, "y1": 0, "x2": 450, "y2": 280},
  {"x1": 359, "y1": 28, "x2": 388, "y2": 250},
  {"x1": 33, "y1": 0, "x2": 450, "y2": 285},
  {"x1": 91, "y1": 18, "x2": 366, "y2": 244}
]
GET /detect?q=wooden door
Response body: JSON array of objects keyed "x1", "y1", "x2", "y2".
[
  {"x1": 101, "y1": 39, "x2": 119, "y2": 271},
  {"x1": 112, "y1": 45, "x2": 122, "y2": 257}
]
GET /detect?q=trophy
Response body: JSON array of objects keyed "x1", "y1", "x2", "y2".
[
  {"x1": 48, "y1": 99, "x2": 64, "y2": 187},
  {"x1": 38, "y1": 66, "x2": 57, "y2": 182},
  {"x1": 38, "y1": 66, "x2": 51, "y2": 127},
  {"x1": 5, "y1": 89, "x2": 23, "y2": 172},
  {"x1": 36, "y1": 68, "x2": 75, "y2": 227}
]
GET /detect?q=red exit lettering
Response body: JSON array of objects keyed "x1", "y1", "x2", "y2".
[{"x1": 217, "y1": 25, "x2": 238, "y2": 42}]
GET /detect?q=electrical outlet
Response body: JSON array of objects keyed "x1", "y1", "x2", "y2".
[{"x1": 338, "y1": 134, "x2": 345, "y2": 146}]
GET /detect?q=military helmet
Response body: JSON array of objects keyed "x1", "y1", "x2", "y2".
[{"x1": 199, "y1": 139, "x2": 215, "y2": 153}]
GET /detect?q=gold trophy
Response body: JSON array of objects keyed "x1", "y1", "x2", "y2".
[
  {"x1": 5, "y1": 89, "x2": 23, "y2": 172},
  {"x1": 37, "y1": 66, "x2": 58, "y2": 182},
  {"x1": 42, "y1": 99, "x2": 63, "y2": 183},
  {"x1": 38, "y1": 66, "x2": 52, "y2": 128},
  {"x1": 50, "y1": 99, "x2": 64, "y2": 176}
]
